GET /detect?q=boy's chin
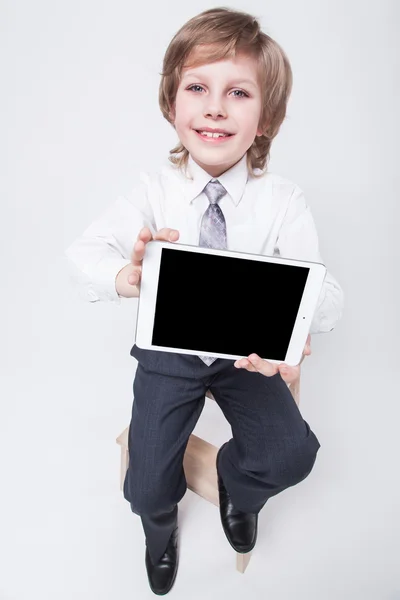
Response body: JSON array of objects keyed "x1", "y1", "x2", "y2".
[{"x1": 186, "y1": 141, "x2": 243, "y2": 162}]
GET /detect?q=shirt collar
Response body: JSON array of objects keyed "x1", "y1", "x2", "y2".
[{"x1": 182, "y1": 153, "x2": 249, "y2": 206}]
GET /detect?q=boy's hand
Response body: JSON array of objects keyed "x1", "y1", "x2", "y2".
[
  {"x1": 234, "y1": 334, "x2": 312, "y2": 384},
  {"x1": 127, "y1": 227, "x2": 180, "y2": 288}
]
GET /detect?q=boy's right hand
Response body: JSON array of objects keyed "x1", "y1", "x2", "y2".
[{"x1": 127, "y1": 227, "x2": 180, "y2": 288}]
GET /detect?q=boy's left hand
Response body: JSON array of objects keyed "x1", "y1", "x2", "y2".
[{"x1": 234, "y1": 334, "x2": 311, "y2": 384}]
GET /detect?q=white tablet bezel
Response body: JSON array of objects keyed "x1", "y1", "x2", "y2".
[{"x1": 135, "y1": 241, "x2": 326, "y2": 366}]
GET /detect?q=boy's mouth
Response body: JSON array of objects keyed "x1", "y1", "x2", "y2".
[{"x1": 193, "y1": 129, "x2": 235, "y2": 143}]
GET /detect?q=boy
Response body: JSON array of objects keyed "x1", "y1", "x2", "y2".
[{"x1": 65, "y1": 7, "x2": 344, "y2": 595}]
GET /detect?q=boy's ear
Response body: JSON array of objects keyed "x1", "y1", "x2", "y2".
[
  {"x1": 256, "y1": 119, "x2": 269, "y2": 137},
  {"x1": 169, "y1": 103, "x2": 176, "y2": 123}
]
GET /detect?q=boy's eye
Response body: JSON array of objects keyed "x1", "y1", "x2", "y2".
[{"x1": 187, "y1": 84, "x2": 248, "y2": 98}]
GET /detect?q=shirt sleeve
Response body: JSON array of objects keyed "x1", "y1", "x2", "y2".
[
  {"x1": 275, "y1": 185, "x2": 344, "y2": 334},
  {"x1": 64, "y1": 177, "x2": 156, "y2": 304}
]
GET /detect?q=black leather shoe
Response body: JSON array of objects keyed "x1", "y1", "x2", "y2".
[
  {"x1": 145, "y1": 526, "x2": 179, "y2": 595},
  {"x1": 216, "y1": 442, "x2": 258, "y2": 553}
]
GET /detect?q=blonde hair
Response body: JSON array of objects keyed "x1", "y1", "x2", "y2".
[{"x1": 158, "y1": 7, "x2": 293, "y2": 178}]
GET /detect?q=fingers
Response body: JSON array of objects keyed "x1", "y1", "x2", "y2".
[
  {"x1": 248, "y1": 354, "x2": 279, "y2": 376},
  {"x1": 235, "y1": 354, "x2": 278, "y2": 376},
  {"x1": 128, "y1": 267, "x2": 141, "y2": 286},
  {"x1": 234, "y1": 358, "x2": 258, "y2": 372},
  {"x1": 154, "y1": 228, "x2": 180, "y2": 242},
  {"x1": 137, "y1": 226, "x2": 153, "y2": 243},
  {"x1": 131, "y1": 227, "x2": 152, "y2": 266},
  {"x1": 278, "y1": 363, "x2": 300, "y2": 384},
  {"x1": 234, "y1": 336, "x2": 311, "y2": 379},
  {"x1": 131, "y1": 227, "x2": 179, "y2": 266}
]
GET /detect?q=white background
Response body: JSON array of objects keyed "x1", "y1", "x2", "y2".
[{"x1": 1, "y1": 1, "x2": 399, "y2": 599}]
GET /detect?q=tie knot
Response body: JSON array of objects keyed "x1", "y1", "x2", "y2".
[{"x1": 203, "y1": 179, "x2": 227, "y2": 205}]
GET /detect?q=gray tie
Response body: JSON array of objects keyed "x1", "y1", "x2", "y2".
[{"x1": 198, "y1": 179, "x2": 227, "y2": 366}]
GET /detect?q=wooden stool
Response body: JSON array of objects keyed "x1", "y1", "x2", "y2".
[{"x1": 116, "y1": 365, "x2": 303, "y2": 573}]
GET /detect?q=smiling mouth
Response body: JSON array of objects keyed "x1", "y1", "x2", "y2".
[{"x1": 194, "y1": 129, "x2": 234, "y2": 138}]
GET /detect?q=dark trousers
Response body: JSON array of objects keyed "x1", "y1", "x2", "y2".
[{"x1": 123, "y1": 345, "x2": 320, "y2": 564}]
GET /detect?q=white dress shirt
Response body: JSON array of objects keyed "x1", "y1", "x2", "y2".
[{"x1": 64, "y1": 152, "x2": 344, "y2": 334}]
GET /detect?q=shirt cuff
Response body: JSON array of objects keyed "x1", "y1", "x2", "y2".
[{"x1": 89, "y1": 257, "x2": 132, "y2": 304}]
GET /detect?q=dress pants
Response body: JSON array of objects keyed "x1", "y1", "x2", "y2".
[{"x1": 123, "y1": 345, "x2": 321, "y2": 564}]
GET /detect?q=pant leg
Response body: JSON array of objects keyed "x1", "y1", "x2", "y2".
[
  {"x1": 210, "y1": 365, "x2": 321, "y2": 514},
  {"x1": 123, "y1": 363, "x2": 208, "y2": 563}
]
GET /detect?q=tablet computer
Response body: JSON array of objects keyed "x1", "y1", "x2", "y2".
[{"x1": 134, "y1": 241, "x2": 326, "y2": 366}]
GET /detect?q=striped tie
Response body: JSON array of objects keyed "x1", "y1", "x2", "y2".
[{"x1": 198, "y1": 179, "x2": 227, "y2": 366}]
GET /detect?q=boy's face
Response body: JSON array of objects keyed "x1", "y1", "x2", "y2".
[{"x1": 171, "y1": 53, "x2": 264, "y2": 178}]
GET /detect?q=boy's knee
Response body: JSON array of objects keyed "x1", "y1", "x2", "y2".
[
  {"x1": 274, "y1": 428, "x2": 321, "y2": 486},
  {"x1": 280, "y1": 439, "x2": 320, "y2": 485},
  {"x1": 238, "y1": 426, "x2": 320, "y2": 486}
]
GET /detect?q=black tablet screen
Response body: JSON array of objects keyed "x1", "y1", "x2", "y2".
[{"x1": 151, "y1": 248, "x2": 310, "y2": 360}]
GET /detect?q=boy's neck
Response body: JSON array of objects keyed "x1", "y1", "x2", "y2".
[{"x1": 189, "y1": 153, "x2": 247, "y2": 178}]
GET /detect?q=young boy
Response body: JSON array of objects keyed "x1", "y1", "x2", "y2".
[{"x1": 65, "y1": 7, "x2": 344, "y2": 595}]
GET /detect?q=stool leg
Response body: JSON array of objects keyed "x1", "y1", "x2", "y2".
[{"x1": 236, "y1": 551, "x2": 252, "y2": 573}]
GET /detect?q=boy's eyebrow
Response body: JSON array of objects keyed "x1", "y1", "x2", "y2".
[{"x1": 182, "y1": 72, "x2": 258, "y2": 88}]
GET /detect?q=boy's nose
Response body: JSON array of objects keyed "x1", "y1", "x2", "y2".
[{"x1": 203, "y1": 102, "x2": 227, "y2": 119}]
